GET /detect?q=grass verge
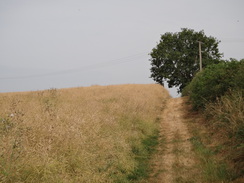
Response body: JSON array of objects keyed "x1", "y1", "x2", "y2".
[
  {"x1": 189, "y1": 133, "x2": 232, "y2": 182},
  {"x1": 127, "y1": 129, "x2": 160, "y2": 182},
  {"x1": 184, "y1": 93, "x2": 243, "y2": 182}
]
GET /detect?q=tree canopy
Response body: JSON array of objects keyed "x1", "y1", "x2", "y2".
[{"x1": 149, "y1": 28, "x2": 222, "y2": 92}]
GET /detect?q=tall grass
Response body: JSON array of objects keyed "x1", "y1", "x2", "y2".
[
  {"x1": 204, "y1": 90, "x2": 244, "y2": 178},
  {"x1": 0, "y1": 84, "x2": 169, "y2": 182},
  {"x1": 189, "y1": 134, "x2": 232, "y2": 182},
  {"x1": 205, "y1": 90, "x2": 244, "y2": 140}
]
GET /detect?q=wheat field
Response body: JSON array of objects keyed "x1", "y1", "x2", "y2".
[{"x1": 0, "y1": 84, "x2": 169, "y2": 182}]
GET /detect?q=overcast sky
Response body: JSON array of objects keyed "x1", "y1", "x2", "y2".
[{"x1": 1, "y1": 0, "x2": 244, "y2": 96}]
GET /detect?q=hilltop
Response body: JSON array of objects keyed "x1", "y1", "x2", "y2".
[{"x1": 0, "y1": 84, "x2": 170, "y2": 182}]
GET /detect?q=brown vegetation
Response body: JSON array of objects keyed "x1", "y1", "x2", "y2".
[
  {"x1": 0, "y1": 84, "x2": 169, "y2": 182},
  {"x1": 185, "y1": 91, "x2": 244, "y2": 182}
]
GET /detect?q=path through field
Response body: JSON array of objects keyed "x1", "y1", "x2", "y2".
[{"x1": 147, "y1": 97, "x2": 201, "y2": 183}]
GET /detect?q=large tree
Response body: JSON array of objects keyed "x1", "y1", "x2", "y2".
[{"x1": 149, "y1": 28, "x2": 222, "y2": 92}]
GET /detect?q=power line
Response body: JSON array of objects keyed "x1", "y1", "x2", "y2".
[
  {"x1": 0, "y1": 52, "x2": 148, "y2": 80},
  {"x1": 220, "y1": 38, "x2": 244, "y2": 43}
]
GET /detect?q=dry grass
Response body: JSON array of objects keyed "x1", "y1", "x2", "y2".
[
  {"x1": 0, "y1": 84, "x2": 169, "y2": 182},
  {"x1": 205, "y1": 90, "x2": 244, "y2": 140},
  {"x1": 185, "y1": 90, "x2": 244, "y2": 182},
  {"x1": 204, "y1": 90, "x2": 244, "y2": 179}
]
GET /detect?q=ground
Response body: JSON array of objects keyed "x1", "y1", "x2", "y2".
[{"x1": 146, "y1": 97, "x2": 201, "y2": 183}]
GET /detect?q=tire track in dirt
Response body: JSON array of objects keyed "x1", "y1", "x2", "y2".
[{"x1": 147, "y1": 97, "x2": 200, "y2": 183}]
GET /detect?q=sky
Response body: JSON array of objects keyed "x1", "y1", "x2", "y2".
[{"x1": 1, "y1": 0, "x2": 244, "y2": 97}]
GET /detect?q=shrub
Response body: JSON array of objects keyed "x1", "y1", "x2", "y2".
[
  {"x1": 183, "y1": 59, "x2": 244, "y2": 109},
  {"x1": 183, "y1": 59, "x2": 244, "y2": 179}
]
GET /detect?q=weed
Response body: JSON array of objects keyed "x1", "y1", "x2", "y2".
[{"x1": 0, "y1": 117, "x2": 13, "y2": 133}]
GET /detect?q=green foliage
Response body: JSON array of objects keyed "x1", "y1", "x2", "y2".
[
  {"x1": 127, "y1": 131, "x2": 159, "y2": 182},
  {"x1": 183, "y1": 59, "x2": 244, "y2": 109},
  {"x1": 184, "y1": 59, "x2": 244, "y2": 180},
  {"x1": 150, "y1": 28, "x2": 222, "y2": 92},
  {"x1": 117, "y1": 116, "x2": 160, "y2": 182}
]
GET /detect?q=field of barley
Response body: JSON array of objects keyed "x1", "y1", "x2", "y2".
[{"x1": 0, "y1": 84, "x2": 169, "y2": 182}]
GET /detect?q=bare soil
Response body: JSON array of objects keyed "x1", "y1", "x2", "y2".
[{"x1": 147, "y1": 97, "x2": 201, "y2": 183}]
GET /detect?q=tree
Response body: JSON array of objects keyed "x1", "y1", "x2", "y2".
[{"x1": 149, "y1": 28, "x2": 222, "y2": 92}]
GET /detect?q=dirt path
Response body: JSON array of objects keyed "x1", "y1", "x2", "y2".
[{"x1": 147, "y1": 97, "x2": 200, "y2": 183}]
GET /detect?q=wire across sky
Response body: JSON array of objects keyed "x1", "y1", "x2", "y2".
[{"x1": 0, "y1": 51, "x2": 149, "y2": 80}]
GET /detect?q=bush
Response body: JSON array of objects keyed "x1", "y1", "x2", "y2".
[{"x1": 183, "y1": 59, "x2": 244, "y2": 109}]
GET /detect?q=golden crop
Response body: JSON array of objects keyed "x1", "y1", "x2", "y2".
[{"x1": 0, "y1": 84, "x2": 169, "y2": 182}]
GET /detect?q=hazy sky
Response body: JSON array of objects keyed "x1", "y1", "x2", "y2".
[{"x1": 1, "y1": 0, "x2": 244, "y2": 96}]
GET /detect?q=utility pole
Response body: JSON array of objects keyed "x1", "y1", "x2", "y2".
[{"x1": 198, "y1": 41, "x2": 203, "y2": 71}]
